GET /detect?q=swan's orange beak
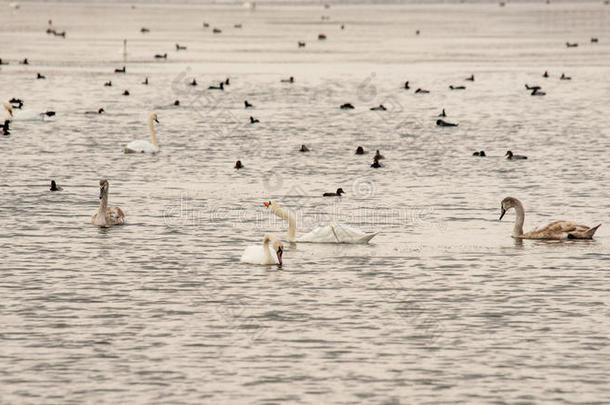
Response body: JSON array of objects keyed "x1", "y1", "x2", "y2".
[{"x1": 263, "y1": 201, "x2": 270, "y2": 207}]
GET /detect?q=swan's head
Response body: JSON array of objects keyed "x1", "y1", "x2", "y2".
[
  {"x1": 99, "y1": 179, "x2": 109, "y2": 199},
  {"x1": 263, "y1": 200, "x2": 276, "y2": 209},
  {"x1": 505, "y1": 150, "x2": 513, "y2": 158},
  {"x1": 499, "y1": 197, "x2": 519, "y2": 220},
  {"x1": 3, "y1": 102, "x2": 13, "y2": 117},
  {"x1": 149, "y1": 113, "x2": 159, "y2": 124}
]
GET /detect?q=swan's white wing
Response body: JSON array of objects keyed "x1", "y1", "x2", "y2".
[
  {"x1": 12, "y1": 110, "x2": 45, "y2": 121},
  {"x1": 297, "y1": 223, "x2": 378, "y2": 244},
  {"x1": 297, "y1": 225, "x2": 340, "y2": 243},
  {"x1": 124, "y1": 140, "x2": 159, "y2": 153},
  {"x1": 331, "y1": 223, "x2": 378, "y2": 243},
  {"x1": 240, "y1": 245, "x2": 279, "y2": 265}
]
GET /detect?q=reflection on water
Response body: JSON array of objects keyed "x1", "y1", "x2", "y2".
[{"x1": 1, "y1": 1, "x2": 609, "y2": 404}]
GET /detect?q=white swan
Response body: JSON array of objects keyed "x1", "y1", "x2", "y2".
[
  {"x1": 91, "y1": 179, "x2": 125, "y2": 227},
  {"x1": 3, "y1": 102, "x2": 55, "y2": 121},
  {"x1": 124, "y1": 112, "x2": 160, "y2": 153},
  {"x1": 264, "y1": 200, "x2": 378, "y2": 244},
  {"x1": 500, "y1": 197, "x2": 601, "y2": 240},
  {"x1": 240, "y1": 233, "x2": 283, "y2": 265}
]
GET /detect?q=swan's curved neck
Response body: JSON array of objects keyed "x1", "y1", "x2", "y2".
[
  {"x1": 99, "y1": 188, "x2": 109, "y2": 216},
  {"x1": 271, "y1": 202, "x2": 296, "y2": 242},
  {"x1": 512, "y1": 200, "x2": 525, "y2": 237},
  {"x1": 262, "y1": 235, "x2": 273, "y2": 263},
  {"x1": 148, "y1": 117, "x2": 158, "y2": 146}
]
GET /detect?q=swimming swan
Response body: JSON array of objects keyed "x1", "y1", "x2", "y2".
[
  {"x1": 240, "y1": 233, "x2": 283, "y2": 265},
  {"x1": 124, "y1": 112, "x2": 160, "y2": 153},
  {"x1": 264, "y1": 200, "x2": 378, "y2": 244},
  {"x1": 91, "y1": 179, "x2": 125, "y2": 227},
  {"x1": 499, "y1": 196, "x2": 600, "y2": 240},
  {"x1": 3, "y1": 102, "x2": 55, "y2": 121}
]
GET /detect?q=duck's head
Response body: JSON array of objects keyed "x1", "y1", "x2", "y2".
[
  {"x1": 235, "y1": 160, "x2": 242, "y2": 168},
  {"x1": 355, "y1": 146, "x2": 364, "y2": 154},
  {"x1": 499, "y1": 197, "x2": 519, "y2": 220},
  {"x1": 50, "y1": 180, "x2": 58, "y2": 190},
  {"x1": 480, "y1": 151, "x2": 486, "y2": 156},
  {"x1": 336, "y1": 188, "x2": 345, "y2": 195},
  {"x1": 3, "y1": 102, "x2": 13, "y2": 117},
  {"x1": 505, "y1": 150, "x2": 513, "y2": 158},
  {"x1": 99, "y1": 179, "x2": 109, "y2": 199},
  {"x1": 98, "y1": 108, "x2": 105, "y2": 114}
]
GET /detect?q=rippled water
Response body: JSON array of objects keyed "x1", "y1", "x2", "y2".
[{"x1": 1, "y1": 1, "x2": 610, "y2": 404}]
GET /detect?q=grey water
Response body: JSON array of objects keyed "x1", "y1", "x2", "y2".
[{"x1": 1, "y1": 1, "x2": 609, "y2": 404}]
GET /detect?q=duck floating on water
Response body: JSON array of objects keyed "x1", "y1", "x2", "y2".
[
  {"x1": 323, "y1": 188, "x2": 344, "y2": 197},
  {"x1": 50, "y1": 180, "x2": 63, "y2": 191},
  {"x1": 208, "y1": 82, "x2": 224, "y2": 90},
  {"x1": 505, "y1": 150, "x2": 527, "y2": 160},
  {"x1": 2, "y1": 120, "x2": 10, "y2": 136},
  {"x1": 436, "y1": 119, "x2": 457, "y2": 127},
  {"x1": 530, "y1": 88, "x2": 545, "y2": 96}
]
